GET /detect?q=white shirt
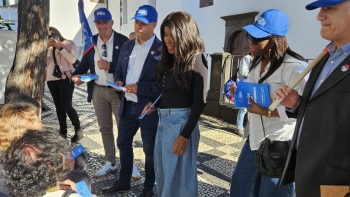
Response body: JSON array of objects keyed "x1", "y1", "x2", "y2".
[
  {"x1": 94, "y1": 32, "x2": 115, "y2": 86},
  {"x1": 125, "y1": 35, "x2": 155, "y2": 102},
  {"x1": 246, "y1": 54, "x2": 308, "y2": 150}
]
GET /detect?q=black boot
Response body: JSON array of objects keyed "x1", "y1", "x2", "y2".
[
  {"x1": 59, "y1": 128, "x2": 67, "y2": 139},
  {"x1": 71, "y1": 127, "x2": 83, "y2": 143}
]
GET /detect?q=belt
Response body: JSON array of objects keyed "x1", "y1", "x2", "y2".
[{"x1": 94, "y1": 83, "x2": 113, "y2": 88}]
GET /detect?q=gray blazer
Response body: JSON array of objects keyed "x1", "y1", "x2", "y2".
[{"x1": 280, "y1": 54, "x2": 350, "y2": 197}]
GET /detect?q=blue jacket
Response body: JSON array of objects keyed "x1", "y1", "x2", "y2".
[
  {"x1": 114, "y1": 36, "x2": 162, "y2": 128},
  {"x1": 72, "y1": 31, "x2": 129, "y2": 102}
]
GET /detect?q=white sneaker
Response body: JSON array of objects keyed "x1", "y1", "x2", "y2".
[
  {"x1": 94, "y1": 161, "x2": 117, "y2": 178},
  {"x1": 131, "y1": 163, "x2": 141, "y2": 181}
]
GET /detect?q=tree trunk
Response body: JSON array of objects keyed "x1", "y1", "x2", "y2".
[{"x1": 4, "y1": 0, "x2": 49, "y2": 107}]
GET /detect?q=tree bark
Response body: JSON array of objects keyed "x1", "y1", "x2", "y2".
[{"x1": 4, "y1": 0, "x2": 49, "y2": 106}]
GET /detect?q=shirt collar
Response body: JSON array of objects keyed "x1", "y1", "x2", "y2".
[
  {"x1": 98, "y1": 31, "x2": 114, "y2": 45},
  {"x1": 135, "y1": 34, "x2": 155, "y2": 47},
  {"x1": 326, "y1": 41, "x2": 350, "y2": 55}
]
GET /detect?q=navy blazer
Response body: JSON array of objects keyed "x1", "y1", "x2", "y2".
[
  {"x1": 72, "y1": 31, "x2": 129, "y2": 102},
  {"x1": 114, "y1": 36, "x2": 162, "y2": 128}
]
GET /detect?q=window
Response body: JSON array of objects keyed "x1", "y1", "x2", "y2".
[{"x1": 200, "y1": 0, "x2": 213, "y2": 8}]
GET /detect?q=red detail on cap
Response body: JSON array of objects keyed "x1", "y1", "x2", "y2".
[{"x1": 345, "y1": 64, "x2": 349, "y2": 69}]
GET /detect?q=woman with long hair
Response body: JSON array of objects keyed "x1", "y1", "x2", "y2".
[
  {"x1": 46, "y1": 26, "x2": 82, "y2": 142},
  {"x1": 142, "y1": 11, "x2": 208, "y2": 197},
  {"x1": 229, "y1": 9, "x2": 308, "y2": 197}
]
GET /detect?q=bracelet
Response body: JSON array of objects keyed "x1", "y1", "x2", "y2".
[{"x1": 267, "y1": 110, "x2": 272, "y2": 118}]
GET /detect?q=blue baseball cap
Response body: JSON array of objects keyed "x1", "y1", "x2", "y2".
[
  {"x1": 131, "y1": 5, "x2": 158, "y2": 24},
  {"x1": 306, "y1": 0, "x2": 346, "y2": 10},
  {"x1": 243, "y1": 9, "x2": 289, "y2": 38},
  {"x1": 94, "y1": 8, "x2": 112, "y2": 22}
]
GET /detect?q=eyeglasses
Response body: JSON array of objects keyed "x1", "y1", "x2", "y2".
[
  {"x1": 102, "y1": 44, "x2": 107, "y2": 57},
  {"x1": 246, "y1": 33, "x2": 270, "y2": 45},
  {"x1": 48, "y1": 35, "x2": 52, "y2": 39}
]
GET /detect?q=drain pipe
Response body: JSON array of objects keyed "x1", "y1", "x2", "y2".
[{"x1": 106, "y1": 0, "x2": 109, "y2": 9}]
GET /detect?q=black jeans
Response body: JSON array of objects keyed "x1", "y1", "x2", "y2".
[{"x1": 47, "y1": 78, "x2": 80, "y2": 134}]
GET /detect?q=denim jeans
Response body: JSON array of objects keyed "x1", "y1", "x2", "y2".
[
  {"x1": 155, "y1": 108, "x2": 200, "y2": 197},
  {"x1": 117, "y1": 101, "x2": 157, "y2": 190},
  {"x1": 230, "y1": 139, "x2": 294, "y2": 197},
  {"x1": 236, "y1": 107, "x2": 247, "y2": 129}
]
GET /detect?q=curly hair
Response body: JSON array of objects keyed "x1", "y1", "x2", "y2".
[
  {"x1": 3, "y1": 130, "x2": 73, "y2": 197},
  {"x1": 0, "y1": 103, "x2": 42, "y2": 152},
  {"x1": 157, "y1": 11, "x2": 205, "y2": 91}
]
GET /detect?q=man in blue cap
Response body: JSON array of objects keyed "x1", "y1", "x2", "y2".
[
  {"x1": 72, "y1": 7, "x2": 129, "y2": 178},
  {"x1": 275, "y1": 0, "x2": 350, "y2": 196},
  {"x1": 101, "y1": 5, "x2": 162, "y2": 197}
]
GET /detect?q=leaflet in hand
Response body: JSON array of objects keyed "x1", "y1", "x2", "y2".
[
  {"x1": 234, "y1": 81, "x2": 271, "y2": 109},
  {"x1": 80, "y1": 73, "x2": 98, "y2": 82},
  {"x1": 106, "y1": 80, "x2": 126, "y2": 91},
  {"x1": 76, "y1": 181, "x2": 93, "y2": 197},
  {"x1": 71, "y1": 144, "x2": 85, "y2": 159},
  {"x1": 138, "y1": 94, "x2": 162, "y2": 119}
]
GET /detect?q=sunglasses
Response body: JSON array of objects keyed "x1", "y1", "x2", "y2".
[
  {"x1": 246, "y1": 33, "x2": 270, "y2": 45},
  {"x1": 102, "y1": 44, "x2": 107, "y2": 57},
  {"x1": 48, "y1": 35, "x2": 52, "y2": 39}
]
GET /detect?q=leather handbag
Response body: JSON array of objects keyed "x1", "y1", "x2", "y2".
[
  {"x1": 52, "y1": 48, "x2": 63, "y2": 78},
  {"x1": 254, "y1": 116, "x2": 291, "y2": 178}
]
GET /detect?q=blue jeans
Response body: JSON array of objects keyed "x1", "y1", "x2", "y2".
[
  {"x1": 236, "y1": 107, "x2": 247, "y2": 129},
  {"x1": 117, "y1": 101, "x2": 157, "y2": 190},
  {"x1": 230, "y1": 140, "x2": 294, "y2": 197},
  {"x1": 155, "y1": 108, "x2": 200, "y2": 197}
]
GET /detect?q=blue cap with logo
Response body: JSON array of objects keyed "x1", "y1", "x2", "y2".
[
  {"x1": 243, "y1": 9, "x2": 289, "y2": 38},
  {"x1": 94, "y1": 7, "x2": 112, "y2": 22},
  {"x1": 305, "y1": 0, "x2": 346, "y2": 10},
  {"x1": 131, "y1": 5, "x2": 158, "y2": 24}
]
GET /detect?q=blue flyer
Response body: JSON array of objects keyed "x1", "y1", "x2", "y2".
[
  {"x1": 80, "y1": 73, "x2": 98, "y2": 82},
  {"x1": 234, "y1": 81, "x2": 271, "y2": 109},
  {"x1": 106, "y1": 80, "x2": 126, "y2": 91},
  {"x1": 76, "y1": 181, "x2": 93, "y2": 197},
  {"x1": 138, "y1": 94, "x2": 162, "y2": 119},
  {"x1": 71, "y1": 144, "x2": 85, "y2": 159}
]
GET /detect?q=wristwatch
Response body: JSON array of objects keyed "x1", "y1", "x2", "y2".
[{"x1": 267, "y1": 110, "x2": 272, "y2": 118}]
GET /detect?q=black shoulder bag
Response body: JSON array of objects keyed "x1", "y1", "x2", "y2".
[
  {"x1": 52, "y1": 48, "x2": 64, "y2": 78},
  {"x1": 254, "y1": 115, "x2": 291, "y2": 178}
]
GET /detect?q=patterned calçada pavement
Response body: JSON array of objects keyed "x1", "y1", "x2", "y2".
[{"x1": 41, "y1": 84, "x2": 243, "y2": 197}]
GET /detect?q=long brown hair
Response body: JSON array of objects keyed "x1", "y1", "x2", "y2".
[
  {"x1": 157, "y1": 12, "x2": 205, "y2": 91},
  {"x1": 249, "y1": 36, "x2": 306, "y2": 84}
]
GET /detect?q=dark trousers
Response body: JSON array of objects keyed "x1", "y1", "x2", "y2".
[
  {"x1": 47, "y1": 78, "x2": 80, "y2": 134},
  {"x1": 117, "y1": 101, "x2": 157, "y2": 190}
]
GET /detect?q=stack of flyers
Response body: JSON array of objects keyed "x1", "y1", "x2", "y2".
[
  {"x1": 80, "y1": 74, "x2": 98, "y2": 82},
  {"x1": 106, "y1": 81, "x2": 126, "y2": 91},
  {"x1": 139, "y1": 94, "x2": 162, "y2": 119}
]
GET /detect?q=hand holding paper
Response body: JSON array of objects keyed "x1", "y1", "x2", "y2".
[
  {"x1": 139, "y1": 94, "x2": 162, "y2": 119},
  {"x1": 106, "y1": 81, "x2": 126, "y2": 91}
]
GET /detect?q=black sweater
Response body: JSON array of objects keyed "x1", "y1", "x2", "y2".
[{"x1": 159, "y1": 54, "x2": 208, "y2": 139}]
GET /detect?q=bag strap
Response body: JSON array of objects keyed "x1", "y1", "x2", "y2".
[
  {"x1": 52, "y1": 47, "x2": 58, "y2": 65},
  {"x1": 260, "y1": 115, "x2": 267, "y2": 138},
  {"x1": 62, "y1": 190, "x2": 77, "y2": 197}
]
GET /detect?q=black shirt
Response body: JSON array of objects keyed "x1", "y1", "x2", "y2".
[{"x1": 159, "y1": 54, "x2": 208, "y2": 139}]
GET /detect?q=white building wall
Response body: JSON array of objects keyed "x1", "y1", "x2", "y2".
[{"x1": 123, "y1": 0, "x2": 328, "y2": 60}]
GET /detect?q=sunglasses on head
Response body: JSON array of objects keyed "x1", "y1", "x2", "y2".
[
  {"x1": 102, "y1": 44, "x2": 107, "y2": 57},
  {"x1": 246, "y1": 33, "x2": 270, "y2": 45}
]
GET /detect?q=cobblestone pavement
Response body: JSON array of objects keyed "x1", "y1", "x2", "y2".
[{"x1": 41, "y1": 84, "x2": 243, "y2": 197}]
